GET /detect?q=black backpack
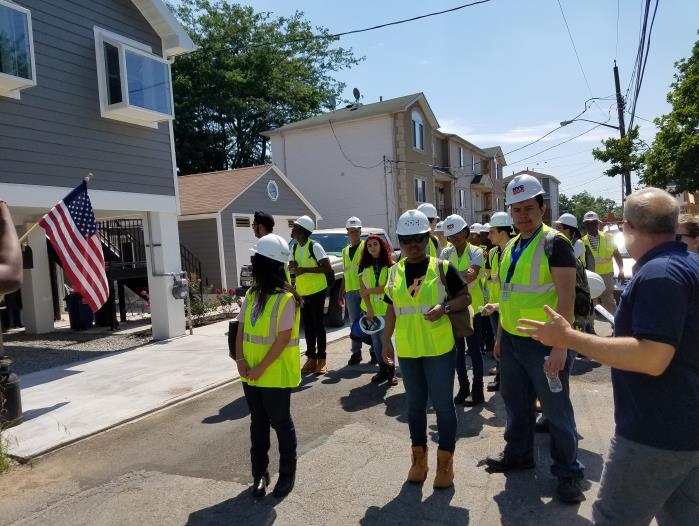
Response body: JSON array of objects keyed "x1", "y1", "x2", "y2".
[{"x1": 544, "y1": 231, "x2": 591, "y2": 319}]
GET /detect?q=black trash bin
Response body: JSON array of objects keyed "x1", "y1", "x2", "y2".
[{"x1": 64, "y1": 292, "x2": 93, "y2": 330}]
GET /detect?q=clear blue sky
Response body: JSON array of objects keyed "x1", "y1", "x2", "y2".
[{"x1": 243, "y1": 0, "x2": 699, "y2": 203}]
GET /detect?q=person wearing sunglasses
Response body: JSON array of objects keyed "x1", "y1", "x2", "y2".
[
  {"x1": 677, "y1": 213, "x2": 699, "y2": 253},
  {"x1": 382, "y1": 209, "x2": 470, "y2": 490}
]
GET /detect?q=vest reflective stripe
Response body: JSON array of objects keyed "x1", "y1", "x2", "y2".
[
  {"x1": 242, "y1": 290, "x2": 301, "y2": 388},
  {"x1": 582, "y1": 233, "x2": 614, "y2": 275},
  {"x1": 426, "y1": 237, "x2": 439, "y2": 258},
  {"x1": 445, "y1": 244, "x2": 485, "y2": 309},
  {"x1": 342, "y1": 240, "x2": 365, "y2": 292},
  {"x1": 487, "y1": 248, "x2": 501, "y2": 303},
  {"x1": 360, "y1": 265, "x2": 389, "y2": 316},
  {"x1": 294, "y1": 241, "x2": 327, "y2": 296},
  {"x1": 498, "y1": 225, "x2": 560, "y2": 336},
  {"x1": 385, "y1": 257, "x2": 454, "y2": 358}
]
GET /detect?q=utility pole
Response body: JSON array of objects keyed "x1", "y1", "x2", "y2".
[{"x1": 614, "y1": 61, "x2": 632, "y2": 200}]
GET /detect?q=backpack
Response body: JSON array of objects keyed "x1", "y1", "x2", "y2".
[{"x1": 543, "y1": 231, "x2": 591, "y2": 319}]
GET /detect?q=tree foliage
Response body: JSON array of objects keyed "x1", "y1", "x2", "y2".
[
  {"x1": 169, "y1": 1, "x2": 361, "y2": 175},
  {"x1": 559, "y1": 191, "x2": 622, "y2": 224},
  {"x1": 644, "y1": 34, "x2": 699, "y2": 193},
  {"x1": 591, "y1": 125, "x2": 647, "y2": 181}
]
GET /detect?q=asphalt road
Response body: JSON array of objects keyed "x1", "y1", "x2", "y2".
[{"x1": 0, "y1": 323, "x2": 614, "y2": 526}]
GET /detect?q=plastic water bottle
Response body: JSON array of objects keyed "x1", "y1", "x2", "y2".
[{"x1": 544, "y1": 356, "x2": 563, "y2": 393}]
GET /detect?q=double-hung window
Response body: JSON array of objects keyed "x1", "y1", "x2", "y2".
[
  {"x1": 458, "y1": 189, "x2": 466, "y2": 209},
  {"x1": 458, "y1": 147, "x2": 464, "y2": 168},
  {"x1": 94, "y1": 27, "x2": 174, "y2": 127},
  {"x1": 0, "y1": 0, "x2": 36, "y2": 99},
  {"x1": 411, "y1": 111, "x2": 424, "y2": 150},
  {"x1": 471, "y1": 153, "x2": 476, "y2": 174},
  {"x1": 414, "y1": 179, "x2": 426, "y2": 203}
]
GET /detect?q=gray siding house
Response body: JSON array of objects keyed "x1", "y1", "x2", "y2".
[
  {"x1": 0, "y1": 0, "x2": 195, "y2": 339},
  {"x1": 178, "y1": 165, "x2": 321, "y2": 289}
]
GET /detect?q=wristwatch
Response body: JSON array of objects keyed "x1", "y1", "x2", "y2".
[{"x1": 443, "y1": 303, "x2": 451, "y2": 314}]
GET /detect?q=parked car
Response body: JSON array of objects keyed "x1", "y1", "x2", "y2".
[{"x1": 238, "y1": 227, "x2": 398, "y2": 327}]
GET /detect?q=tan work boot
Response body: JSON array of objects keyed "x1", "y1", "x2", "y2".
[
  {"x1": 314, "y1": 359, "x2": 327, "y2": 375},
  {"x1": 407, "y1": 446, "x2": 428, "y2": 483},
  {"x1": 301, "y1": 358, "x2": 316, "y2": 374},
  {"x1": 433, "y1": 449, "x2": 454, "y2": 489}
]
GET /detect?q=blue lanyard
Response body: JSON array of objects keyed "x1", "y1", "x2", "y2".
[{"x1": 505, "y1": 225, "x2": 543, "y2": 284}]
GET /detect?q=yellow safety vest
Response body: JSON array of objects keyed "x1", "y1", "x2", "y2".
[
  {"x1": 444, "y1": 243, "x2": 485, "y2": 310},
  {"x1": 582, "y1": 233, "x2": 614, "y2": 275},
  {"x1": 342, "y1": 240, "x2": 365, "y2": 292},
  {"x1": 241, "y1": 290, "x2": 301, "y2": 388},
  {"x1": 499, "y1": 225, "x2": 565, "y2": 336},
  {"x1": 487, "y1": 248, "x2": 501, "y2": 304},
  {"x1": 360, "y1": 264, "x2": 390, "y2": 316},
  {"x1": 293, "y1": 241, "x2": 327, "y2": 296},
  {"x1": 385, "y1": 257, "x2": 455, "y2": 358},
  {"x1": 426, "y1": 236, "x2": 439, "y2": 258}
]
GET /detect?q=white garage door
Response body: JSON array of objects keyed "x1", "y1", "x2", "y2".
[{"x1": 233, "y1": 214, "x2": 295, "y2": 285}]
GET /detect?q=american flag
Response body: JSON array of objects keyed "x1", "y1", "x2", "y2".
[{"x1": 39, "y1": 182, "x2": 109, "y2": 312}]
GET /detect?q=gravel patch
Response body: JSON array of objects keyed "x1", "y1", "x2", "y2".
[{"x1": 2, "y1": 331, "x2": 153, "y2": 376}]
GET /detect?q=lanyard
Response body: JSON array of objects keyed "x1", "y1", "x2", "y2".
[{"x1": 505, "y1": 225, "x2": 542, "y2": 284}]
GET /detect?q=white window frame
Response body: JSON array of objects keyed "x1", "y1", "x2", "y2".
[
  {"x1": 0, "y1": 0, "x2": 36, "y2": 99},
  {"x1": 414, "y1": 178, "x2": 426, "y2": 203},
  {"x1": 458, "y1": 189, "x2": 466, "y2": 209},
  {"x1": 94, "y1": 26, "x2": 174, "y2": 128},
  {"x1": 494, "y1": 159, "x2": 499, "y2": 179},
  {"x1": 471, "y1": 153, "x2": 476, "y2": 173},
  {"x1": 411, "y1": 110, "x2": 424, "y2": 150},
  {"x1": 458, "y1": 147, "x2": 464, "y2": 168}
]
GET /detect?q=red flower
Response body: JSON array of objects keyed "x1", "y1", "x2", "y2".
[
  {"x1": 215, "y1": 288, "x2": 222, "y2": 295},
  {"x1": 228, "y1": 288, "x2": 235, "y2": 295}
]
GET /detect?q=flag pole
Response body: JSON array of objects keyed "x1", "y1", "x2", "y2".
[{"x1": 18, "y1": 173, "x2": 93, "y2": 245}]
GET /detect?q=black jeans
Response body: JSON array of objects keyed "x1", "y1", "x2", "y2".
[
  {"x1": 243, "y1": 383, "x2": 297, "y2": 477},
  {"x1": 302, "y1": 289, "x2": 327, "y2": 359},
  {"x1": 456, "y1": 314, "x2": 484, "y2": 387}
]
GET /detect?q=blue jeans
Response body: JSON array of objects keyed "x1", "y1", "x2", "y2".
[
  {"x1": 456, "y1": 314, "x2": 484, "y2": 388},
  {"x1": 500, "y1": 331, "x2": 584, "y2": 480},
  {"x1": 345, "y1": 290, "x2": 363, "y2": 354},
  {"x1": 370, "y1": 329, "x2": 383, "y2": 363},
  {"x1": 398, "y1": 350, "x2": 457, "y2": 453}
]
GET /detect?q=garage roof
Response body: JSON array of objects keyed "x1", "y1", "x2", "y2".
[{"x1": 178, "y1": 165, "x2": 321, "y2": 218}]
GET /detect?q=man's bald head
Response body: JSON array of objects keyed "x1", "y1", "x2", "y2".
[{"x1": 624, "y1": 187, "x2": 679, "y2": 235}]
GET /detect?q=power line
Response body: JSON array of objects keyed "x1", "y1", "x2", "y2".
[
  {"x1": 507, "y1": 123, "x2": 606, "y2": 166},
  {"x1": 328, "y1": 120, "x2": 384, "y2": 169},
  {"x1": 628, "y1": 0, "x2": 659, "y2": 131},
  {"x1": 615, "y1": 0, "x2": 621, "y2": 61}
]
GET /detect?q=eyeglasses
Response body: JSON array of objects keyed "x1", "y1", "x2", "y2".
[{"x1": 398, "y1": 234, "x2": 427, "y2": 245}]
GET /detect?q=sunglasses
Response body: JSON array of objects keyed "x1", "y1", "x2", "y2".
[{"x1": 398, "y1": 234, "x2": 427, "y2": 245}]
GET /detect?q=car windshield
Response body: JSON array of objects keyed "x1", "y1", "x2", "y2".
[
  {"x1": 309, "y1": 233, "x2": 382, "y2": 256},
  {"x1": 613, "y1": 231, "x2": 630, "y2": 257}
]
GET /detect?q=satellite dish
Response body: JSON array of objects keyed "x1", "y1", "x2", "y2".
[{"x1": 353, "y1": 87, "x2": 361, "y2": 102}]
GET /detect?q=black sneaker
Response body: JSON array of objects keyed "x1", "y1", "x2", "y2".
[
  {"x1": 368, "y1": 354, "x2": 378, "y2": 365},
  {"x1": 556, "y1": 478, "x2": 585, "y2": 504},
  {"x1": 454, "y1": 384, "x2": 470, "y2": 404},
  {"x1": 347, "y1": 353, "x2": 362, "y2": 366},
  {"x1": 486, "y1": 379, "x2": 500, "y2": 392},
  {"x1": 485, "y1": 452, "x2": 535, "y2": 472}
]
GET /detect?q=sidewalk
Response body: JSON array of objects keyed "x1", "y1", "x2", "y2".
[{"x1": 3, "y1": 320, "x2": 350, "y2": 460}]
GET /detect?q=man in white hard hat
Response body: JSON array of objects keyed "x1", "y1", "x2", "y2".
[
  {"x1": 485, "y1": 174, "x2": 585, "y2": 504},
  {"x1": 555, "y1": 213, "x2": 593, "y2": 270},
  {"x1": 469, "y1": 223, "x2": 482, "y2": 247},
  {"x1": 340, "y1": 216, "x2": 370, "y2": 366},
  {"x1": 289, "y1": 215, "x2": 332, "y2": 375},
  {"x1": 518, "y1": 187, "x2": 699, "y2": 525},
  {"x1": 582, "y1": 211, "x2": 624, "y2": 316},
  {"x1": 417, "y1": 203, "x2": 441, "y2": 257}
]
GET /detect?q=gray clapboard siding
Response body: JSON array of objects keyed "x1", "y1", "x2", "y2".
[
  {"x1": 0, "y1": 0, "x2": 175, "y2": 196},
  {"x1": 178, "y1": 219, "x2": 222, "y2": 290}
]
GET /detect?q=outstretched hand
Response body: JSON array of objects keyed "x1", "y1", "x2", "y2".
[{"x1": 517, "y1": 305, "x2": 573, "y2": 349}]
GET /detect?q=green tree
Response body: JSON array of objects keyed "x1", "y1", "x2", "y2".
[
  {"x1": 644, "y1": 35, "x2": 699, "y2": 192},
  {"x1": 558, "y1": 191, "x2": 622, "y2": 225},
  {"x1": 169, "y1": 1, "x2": 361, "y2": 174},
  {"x1": 591, "y1": 125, "x2": 647, "y2": 181}
]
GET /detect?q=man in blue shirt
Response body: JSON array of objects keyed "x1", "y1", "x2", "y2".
[{"x1": 518, "y1": 187, "x2": 699, "y2": 525}]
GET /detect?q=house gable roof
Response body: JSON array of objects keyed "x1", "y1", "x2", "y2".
[
  {"x1": 130, "y1": 0, "x2": 195, "y2": 57},
  {"x1": 483, "y1": 146, "x2": 507, "y2": 164},
  {"x1": 178, "y1": 165, "x2": 321, "y2": 218},
  {"x1": 503, "y1": 169, "x2": 562, "y2": 185},
  {"x1": 262, "y1": 93, "x2": 439, "y2": 135}
]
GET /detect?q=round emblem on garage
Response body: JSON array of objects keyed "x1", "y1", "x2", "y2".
[{"x1": 267, "y1": 180, "x2": 279, "y2": 202}]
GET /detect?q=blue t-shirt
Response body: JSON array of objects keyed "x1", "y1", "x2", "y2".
[{"x1": 613, "y1": 241, "x2": 699, "y2": 451}]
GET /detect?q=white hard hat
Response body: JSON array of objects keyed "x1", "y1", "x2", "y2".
[
  {"x1": 250, "y1": 234, "x2": 290, "y2": 264},
  {"x1": 506, "y1": 174, "x2": 545, "y2": 205},
  {"x1": 293, "y1": 215, "x2": 315, "y2": 233},
  {"x1": 396, "y1": 209, "x2": 431, "y2": 236},
  {"x1": 556, "y1": 213, "x2": 579, "y2": 229},
  {"x1": 345, "y1": 216, "x2": 362, "y2": 229},
  {"x1": 443, "y1": 214, "x2": 468, "y2": 237},
  {"x1": 359, "y1": 315, "x2": 385, "y2": 335},
  {"x1": 482, "y1": 222, "x2": 491, "y2": 230},
  {"x1": 586, "y1": 270, "x2": 605, "y2": 300},
  {"x1": 417, "y1": 203, "x2": 438, "y2": 219},
  {"x1": 435, "y1": 221, "x2": 444, "y2": 233},
  {"x1": 470, "y1": 222, "x2": 483, "y2": 234},
  {"x1": 489, "y1": 212, "x2": 513, "y2": 228},
  {"x1": 583, "y1": 211, "x2": 600, "y2": 223}
]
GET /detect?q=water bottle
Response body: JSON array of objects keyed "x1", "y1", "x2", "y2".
[{"x1": 544, "y1": 356, "x2": 563, "y2": 393}]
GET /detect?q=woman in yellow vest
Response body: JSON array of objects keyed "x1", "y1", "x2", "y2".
[
  {"x1": 383, "y1": 210, "x2": 471, "y2": 490},
  {"x1": 340, "y1": 216, "x2": 369, "y2": 365},
  {"x1": 234, "y1": 234, "x2": 301, "y2": 500},
  {"x1": 358, "y1": 234, "x2": 396, "y2": 385}
]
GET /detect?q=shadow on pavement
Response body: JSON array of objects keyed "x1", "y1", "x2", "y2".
[
  {"x1": 340, "y1": 379, "x2": 392, "y2": 413},
  {"x1": 321, "y1": 364, "x2": 373, "y2": 385},
  {"x1": 185, "y1": 488, "x2": 277, "y2": 526},
  {"x1": 360, "y1": 482, "x2": 469, "y2": 525},
  {"x1": 571, "y1": 358, "x2": 602, "y2": 376},
  {"x1": 202, "y1": 396, "x2": 249, "y2": 424},
  {"x1": 21, "y1": 401, "x2": 70, "y2": 422},
  {"x1": 384, "y1": 391, "x2": 408, "y2": 424}
]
